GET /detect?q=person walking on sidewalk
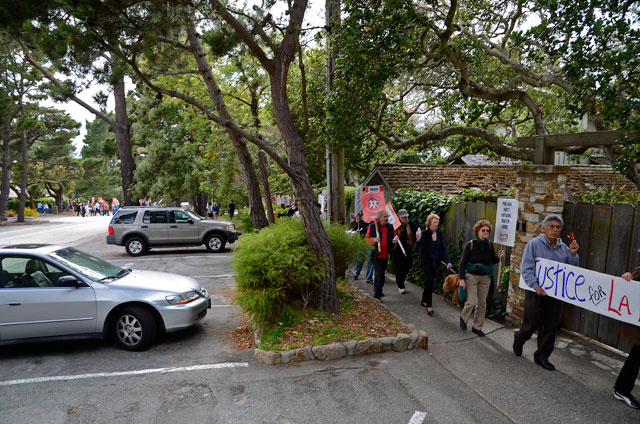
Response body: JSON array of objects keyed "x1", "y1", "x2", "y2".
[
  {"x1": 393, "y1": 209, "x2": 416, "y2": 294},
  {"x1": 614, "y1": 266, "x2": 640, "y2": 409},
  {"x1": 365, "y1": 209, "x2": 396, "y2": 302},
  {"x1": 352, "y1": 211, "x2": 373, "y2": 282},
  {"x1": 415, "y1": 213, "x2": 451, "y2": 316},
  {"x1": 513, "y1": 214, "x2": 579, "y2": 371},
  {"x1": 459, "y1": 219, "x2": 503, "y2": 337}
]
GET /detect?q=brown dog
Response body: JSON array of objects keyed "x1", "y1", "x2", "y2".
[{"x1": 442, "y1": 274, "x2": 462, "y2": 307}]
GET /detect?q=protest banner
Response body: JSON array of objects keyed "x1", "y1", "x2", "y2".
[
  {"x1": 385, "y1": 202, "x2": 401, "y2": 231},
  {"x1": 360, "y1": 186, "x2": 385, "y2": 222},
  {"x1": 519, "y1": 258, "x2": 640, "y2": 326},
  {"x1": 494, "y1": 197, "x2": 518, "y2": 247}
]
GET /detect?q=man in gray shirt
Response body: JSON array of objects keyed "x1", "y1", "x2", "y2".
[{"x1": 513, "y1": 214, "x2": 580, "y2": 371}]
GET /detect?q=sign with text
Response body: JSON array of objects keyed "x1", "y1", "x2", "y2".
[
  {"x1": 519, "y1": 258, "x2": 640, "y2": 326},
  {"x1": 494, "y1": 197, "x2": 518, "y2": 247},
  {"x1": 360, "y1": 186, "x2": 385, "y2": 222}
]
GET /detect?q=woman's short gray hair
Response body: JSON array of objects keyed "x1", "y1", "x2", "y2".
[{"x1": 542, "y1": 214, "x2": 564, "y2": 229}]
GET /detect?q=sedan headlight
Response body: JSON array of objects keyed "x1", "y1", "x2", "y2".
[
  {"x1": 166, "y1": 291, "x2": 201, "y2": 305},
  {"x1": 226, "y1": 224, "x2": 235, "y2": 232}
]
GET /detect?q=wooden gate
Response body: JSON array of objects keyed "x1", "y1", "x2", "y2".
[{"x1": 561, "y1": 202, "x2": 640, "y2": 351}]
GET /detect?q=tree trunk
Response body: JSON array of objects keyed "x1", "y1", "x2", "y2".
[
  {"x1": 0, "y1": 119, "x2": 11, "y2": 217},
  {"x1": 194, "y1": 190, "x2": 207, "y2": 216},
  {"x1": 258, "y1": 151, "x2": 275, "y2": 224},
  {"x1": 186, "y1": 25, "x2": 268, "y2": 229},
  {"x1": 18, "y1": 124, "x2": 27, "y2": 222},
  {"x1": 270, "y1": 61, "x2": 338, "y2": 313},
  {"x1": 111, "y1": 59, "x2": 135, "y2": 206}
]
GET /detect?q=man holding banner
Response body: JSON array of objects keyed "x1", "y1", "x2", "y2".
[{"x1": 513, "y1": 214, "x2": 579, "y2": 371}]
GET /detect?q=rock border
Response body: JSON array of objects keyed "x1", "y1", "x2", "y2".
[{"x1": 254, "y1": 329, "x2": 428, "y2": 365}]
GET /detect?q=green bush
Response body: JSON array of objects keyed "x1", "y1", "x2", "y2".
[
  {"x1": 24, "y1": 207, "x2": 37, "y2": 217},
  {"x1": 232, "y1": 218, "x2": 368, "y2": 329},
  {"x1": 237, "y1": 208, "x2": 256, "y2": 233},
  {"x1": 574, "y1": 186, "x2": 640, "y2": 205}
]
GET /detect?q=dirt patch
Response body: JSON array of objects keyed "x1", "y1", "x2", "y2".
[{"x1": 227, "y1": 282, "x2": 412, "y2": 352}]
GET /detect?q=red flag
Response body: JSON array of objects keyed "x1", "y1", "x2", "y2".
[{"x1": 386, "y1": 202, "x2": 401, "y2": 230}]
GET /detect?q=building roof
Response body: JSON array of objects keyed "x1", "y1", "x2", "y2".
[{"x1": 363, "y1": 163, "x2": 637, "y2": 196}]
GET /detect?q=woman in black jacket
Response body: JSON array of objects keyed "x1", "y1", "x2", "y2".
[{"x1": 415, "y1": 213, "x2": 451, "y2": 315}]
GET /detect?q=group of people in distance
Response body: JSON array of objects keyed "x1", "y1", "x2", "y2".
[
  {"x1": 207, "y1": 200, "x2": 235, "y2": 219},
  {"x1": 352, "y1": 210, "x2": 639, "y2": 410}
]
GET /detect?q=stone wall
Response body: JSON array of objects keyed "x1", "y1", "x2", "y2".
[{"x1": 506, "y1": 165, "x2": 570, "y2": 325}]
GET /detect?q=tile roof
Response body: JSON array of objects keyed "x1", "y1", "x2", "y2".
[{"x1": 367, "y1": 164, "x2": 637, "y2": 195}]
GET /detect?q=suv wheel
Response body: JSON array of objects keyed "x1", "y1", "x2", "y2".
[
  {"x1": 125, "y1": 237, "x2": 147, "y2": 256},
  {"x1": 205, "y1": 234, "x2": 226, "y2": 253},
  {"x1": 113, "y1": 306, "x2": 157, "y2": 351}
]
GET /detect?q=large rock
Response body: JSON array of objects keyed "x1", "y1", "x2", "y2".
[
  {"x1": 378, "y1": 337, "x2": 395, "y2": 351},
  {"x1": 415, "y1": 330, "x2": 429, "y2": 350},
  {"x1": 343, "y1": 340, "x2": 358, "y2": 356},
  {"x1": 354, "y1": 339, "x2": 384, "y2": 356},
  {"x1": 255, "y1": 348, "x2": 282, "y2": 365},
  {"x1": 407, "y1": 331, "x2": 419, "y2": 350},
  {"x1": 290, "y1": 347, "x2": 315, "y2": 363},
  {"x1": 392, "y1": 333, "x2": 411, "y2": 352},
  {"x1": 312, "y1": 343, "x2": 347, "y2": 361}
]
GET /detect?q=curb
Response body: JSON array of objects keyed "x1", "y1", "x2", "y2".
[{"x1": 254, "y1": 329, "x2": 428, "y2": 365}]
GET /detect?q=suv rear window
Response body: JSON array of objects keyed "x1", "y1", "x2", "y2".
[
  {"x1": 143, "y1": 211, "x2": 167, "y2": 224},
  {"x1": 113, "y1": 211, "x2": 138, "y2": 224}
]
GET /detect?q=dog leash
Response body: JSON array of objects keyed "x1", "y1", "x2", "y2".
[{"x1": 441, "y1": 261, "x2": 458, "y2": 275}]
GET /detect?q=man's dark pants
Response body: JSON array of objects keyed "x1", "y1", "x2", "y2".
[
  {"x1": 373, "y1": 257, "x2": 388, "y2": 299},
  {"x1": 514, "y1": 290, "x2": 562, "y2": 361},
  {"x1": 615, "y1": 345, "x2": 640, "y2": 394}
]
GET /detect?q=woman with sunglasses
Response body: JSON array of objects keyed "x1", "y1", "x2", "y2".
[{"x1": 459, "y1": 219, "x2": 504, "y2": 336}]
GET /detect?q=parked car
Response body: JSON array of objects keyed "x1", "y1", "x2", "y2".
[
  {"x1": 0, "y1": 244, "x2": 210, "y2": 350},
  {"x1": 106, "y1": 206, "x2": 239, "y2": 256}
]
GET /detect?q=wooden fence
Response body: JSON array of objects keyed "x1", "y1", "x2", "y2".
[
  {"x1": 442, "y1": 201, "x2": 512, "y2": 306},
  {"x1": 561, "y1": 202, "x2": 640, "y2": 351}
]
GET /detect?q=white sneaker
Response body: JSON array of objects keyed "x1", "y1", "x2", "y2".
[{"x1": 399, "y1": 288, "x2": 406, "y2": 294}]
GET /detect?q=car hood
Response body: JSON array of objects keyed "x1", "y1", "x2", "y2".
[
  {"x1": 108, "y1": 270, "x2": 205, "y2": 294},
  {"x1": 202, "y1": 219, "x2": 233, "y2": 226}
]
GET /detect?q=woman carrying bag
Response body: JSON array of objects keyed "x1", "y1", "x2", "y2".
[{"x1": 459, "y1": 219, "x2": 504, "y2": 336}]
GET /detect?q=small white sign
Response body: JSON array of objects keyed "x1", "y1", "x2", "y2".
[
  {"x1": 494, "y1": 197, "x2": 518, "y2": 247},
  {"x1": 519, "y1": 258, "x2": 640, "y2": 327}
]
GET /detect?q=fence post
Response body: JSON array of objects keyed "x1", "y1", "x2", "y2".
[{"x1": 506, "y1": 164, "x2": 569, "y2": 326}]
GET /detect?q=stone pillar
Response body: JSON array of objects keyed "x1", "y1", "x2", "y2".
[{"x1": 506, "y1": 165, "x2": 569, "y2": 326}]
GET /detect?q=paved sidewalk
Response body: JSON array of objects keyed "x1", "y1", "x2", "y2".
[{"x1": 351, "y1": 271, "x2": 639, "y2": 423}]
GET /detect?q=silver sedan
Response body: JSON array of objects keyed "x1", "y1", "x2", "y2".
[{"x1": 0, "y1": 244, "x2": 210, "y2": 350}]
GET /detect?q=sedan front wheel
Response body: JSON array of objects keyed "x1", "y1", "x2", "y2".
[
  {"x1": 113, "y1": 306, "x2": 157, "y2": 351},
  {"x1": 205, "y1": 234, "x2": 226, "y2": 253}
]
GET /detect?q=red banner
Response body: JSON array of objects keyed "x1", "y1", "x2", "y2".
[{"x1": 361, "y1": 191, "x2": 385, "y2": 222}]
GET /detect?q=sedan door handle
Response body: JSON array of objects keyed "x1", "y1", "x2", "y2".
[
  {"x1": 7, "y1": 302, "x2": 21, "y2": 306},
  {"x1": 170, "y1": 225, "x2": 178, "y2": 228},
  {"x1": 141, "y1": 225, "x2": 148, "y2": 228}
]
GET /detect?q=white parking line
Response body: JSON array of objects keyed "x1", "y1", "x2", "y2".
[
  {"x1": 408, "y1": 411, "x2": 427, "y2": 424},
  {"x1": 0, "y1": 362, "x2": 248, "y2": 386}
]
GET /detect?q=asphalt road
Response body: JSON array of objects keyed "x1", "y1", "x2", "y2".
[
  {"x1": 2, "y1": 215, "x2": 635, "y2": 423},
  {"x1": 0, "y1": 215, "x2": 514, "y2": 424}
]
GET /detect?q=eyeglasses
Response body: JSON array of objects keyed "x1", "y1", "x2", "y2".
[{"x1": 480, "y1": 228, "x2": 490, "y2": 233}]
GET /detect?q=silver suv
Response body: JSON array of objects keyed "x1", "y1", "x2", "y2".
[{"x1": 106, "y1": 206, "x2": 239, "y2": 256}]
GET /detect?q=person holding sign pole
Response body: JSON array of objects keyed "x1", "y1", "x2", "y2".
[
  {"x1": 614, "y1": 266, "x2": 640, "y2": 409},
  {"x1": 415, "y1": 214, "x2": 452, "y2": 315},
  {"x1": 513, "y1": 214, "x2": 579, "y2": 371},
  {"x1": 392, "y1": 209, "x2": 416, "y2": 294},
  {"x1": 365, "y1": 209, "x2": 396, "y2": 302},
  {"x1": 459, "y1": 219, "x2": 504, "y2": 336}
]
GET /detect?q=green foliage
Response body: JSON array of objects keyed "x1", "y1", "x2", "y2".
[
  {"x1": 574, "y1": 186, "x2": 640, "y2": 205},
  {"x1": 390, "y1": 189, "x2": 454, "y2": 231},
  {"x1": 237, "y1": 208, "x2": 256, "y2": 233},
  {"x1": 233, "y1": 218, "x2": 368, "y2": 329}
]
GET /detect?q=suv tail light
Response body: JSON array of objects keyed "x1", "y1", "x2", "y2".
[{"x1": 108, "y1": 226, "x2": 114, "y2": 235}]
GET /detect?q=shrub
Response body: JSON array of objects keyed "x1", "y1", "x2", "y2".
[
  {"x1": 232, "y1": 217, "x2": 368, "y2": 329},
  {"x1": 4, "y1": 209, "x2": 17, "y2": 218},
  {"x1": 574, "y1": 186, "x2": 640, "y2": 205},
  {"x1": 24, "y1": 207, "x2": 37, "y2": 217}
]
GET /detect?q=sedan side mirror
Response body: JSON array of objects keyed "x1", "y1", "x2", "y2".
[
  {"x1": 58, "y1": 275, "x2": 79, "y2": 287},
  {"x1": 188, "y1": 218, "x2": 194, "y2": 224}
]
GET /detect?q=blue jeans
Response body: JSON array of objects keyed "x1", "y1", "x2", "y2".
[{"x1": 354, "y1": 248, "x2": 374, "y2": 282}]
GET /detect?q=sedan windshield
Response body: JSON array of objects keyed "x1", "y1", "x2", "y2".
[{"x1": 50, "y1": 247, "x2": 124, "y2": 282}]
